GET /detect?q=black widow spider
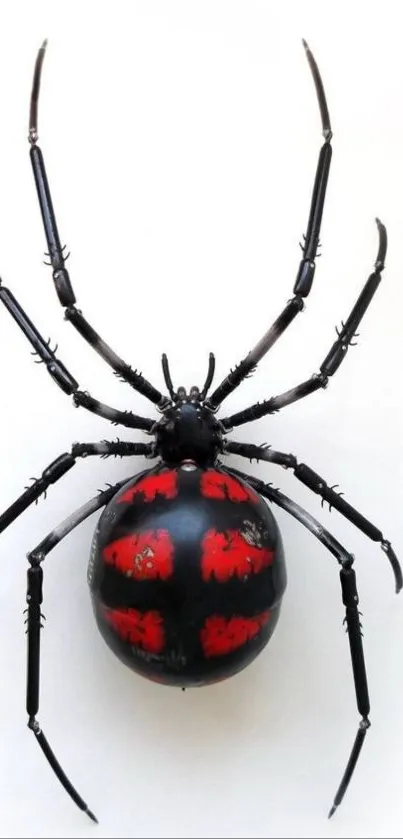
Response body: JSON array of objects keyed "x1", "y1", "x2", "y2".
[{"x1": 0, "y1": 39, "x2": 401, "y2": 824}]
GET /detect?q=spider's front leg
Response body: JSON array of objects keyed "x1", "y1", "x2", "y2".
[
  {"x1": 0, "y1": 440, "x2": 155, "y2": 535},
  {"x1": 221, "y1": 219, "x2": 387, "y2": 428},
  {"x1": 223, "y1": 438, "x2": 402, "y2": 592},
  {"x1": 208, "y1": 40, "x2": 332, "y2": 410},
  {"x1": 0, "y1": 278, "x2": 155, "y2": 432},
  {"x1": 28, "y1": 40, "x2": 168, "y2": 409},
  {"x1": 223, "y1": 464, "x2": 372, "y2": 818}
]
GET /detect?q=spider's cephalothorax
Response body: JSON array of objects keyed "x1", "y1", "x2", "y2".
[
  {"x1": 0, "y1": 38, "x2": 401, "y2": 824},
  {"x1": 153, "y1": 379, "x2": 223, "y2": 467}
]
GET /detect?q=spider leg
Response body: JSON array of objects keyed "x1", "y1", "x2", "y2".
[
  {"x1": 223, "y1": 464, "x2": 371, "y2": 817},
  {"x1": 0, "y1": 441, "x2": 155, "y2": 535},
  {"x1": 207, "y1": 40, "x2": 332, "y2": 410},
  {"x1": 0, "y1": 278, "x2": 154, "y2": 432},
  {"x1": 28, "y1": 40, "x2": 168, "y2": 409},
  {"x1": 223, "y1": 440, "x2": 402, "y2": 592},
  {"x1": 161, "y1": 354, "x2": 176, "y2": 400},
  {"x1": 221, "y1": 220, "x2": 386, "y2": 428},
  {"x1": 25, "y1": 480, "x2": 125, "y2": 821},
  {"x1": 200, "y1": 353, "x2": 216, "y2": 400}
]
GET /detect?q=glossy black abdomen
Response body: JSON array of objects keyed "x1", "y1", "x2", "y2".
[{"x1": 89, "y1": 465, "x2": 287, "y2": 686}]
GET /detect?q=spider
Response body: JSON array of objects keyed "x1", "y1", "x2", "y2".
[{"x1": 0, "y1": 38, "x2": 400, "y2": 824}]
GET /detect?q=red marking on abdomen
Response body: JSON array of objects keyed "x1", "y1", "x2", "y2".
[
  {"x1": 201, "y1": 529, "x2": 274, "y2": 582},
  {"x1": 119, "y1": 471, "x2": 178, "y2": 504},
  {"x1": 201, "y1": 471, "x2": 258, "y2": 503},
  {"x1": 103, "y1": 607, "x2": 165, "y2": 653},
  {"x1": 201, "y1": 612, "x2": 270, "y2": 657},
  {"x1": 103, "y1": 530, "x2": 174, "y2": 580}
]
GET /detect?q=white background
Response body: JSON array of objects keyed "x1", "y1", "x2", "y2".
[{"x1": 0, "y1": 2, "x2": 402, "y2": 838}]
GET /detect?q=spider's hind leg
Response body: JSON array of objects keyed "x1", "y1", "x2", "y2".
[
  {"x1": 223, "y1": 464, "x2": 371, "y2": 817},
  {"x1": 25, "y1": 481, "x2": 125, "y2": 820}
]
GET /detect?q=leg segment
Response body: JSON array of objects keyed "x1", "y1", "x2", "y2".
[
  {"x1": 0, "y1": 441, "x2": 154, "y2": 535},
  {"x1": 26, "y1": 480, "x2": 125, "y2": 821},
  {"x1": 207, "y1": 41, "x2": 332, "y2": 410},
  {"x1": 223, "y1": 464, "x2": 371, "y2": 816},
  {"x1": 223, "y1": 440, "x2": 402, "y2": 592},
  {"x1": 328, "y1": 565, "x2": 370, "y2": 818},
  {"x1": 200, "y1": 353, "x2": 216, "y2": 400},
  {"x1": 161, "y1": 354, "x2": 176, "y2": 400},
  {"x1": 29, "y1": 41, "x2": 168, "y2": 409},
  {"x1": 221, "y1": 220, "x2": 386, "y2": 428},
  {"x1": 73, "y1": 391, "x2": 153, "y2": 431},
  {"x1": 0, "y1": 279, "x2": 154, "y2": 431}
]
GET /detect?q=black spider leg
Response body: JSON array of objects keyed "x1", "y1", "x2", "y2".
[
  {"x1": 200, "y1": 353, "x2": 216, "y2": 400},
  {"x1": 0, "y1": 441, "x2": 154, "y2": 535},
  {"x1": 26, "y1": 479, "x2": 125, "y2": 822},
  {"x1": 161, "y1": 354, "x2": 176, "y2": 400},
  {"x1": 222, "y1": 219, "x2": 387, "y2": 429},
  {"x1": 29, "y1": 40, "x2": 169, "y2": 410},
  {"x1": 223, "y1": 440, "x2": 402, "y2": 592},
  {"x1": 206, "y1": 40, "x2": 332, "y2": 411},
  {"x1": 223, "y1": 464, "x2": 371, "y2": 817},
  {"x1": 0, "y1": 278, "x2": 155, "y2": 433}
]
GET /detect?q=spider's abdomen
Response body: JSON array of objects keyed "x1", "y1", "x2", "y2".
[{"x1": 88, "y1": 465, "x2": 287, "y2": 687}]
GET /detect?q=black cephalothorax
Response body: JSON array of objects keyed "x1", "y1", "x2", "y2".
[
  {"x1": 0, "y1": 38, "x2": 400, "y2": 826},
  {"x1": 152, "y1": 357, "x2": 224, "y2": 465}
]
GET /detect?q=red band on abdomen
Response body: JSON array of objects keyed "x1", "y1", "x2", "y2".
[
  {"x1": 103, "y1": 530, "x2": 174, "y2": 580},
  {"x1": 103, "y1": 607, "x2": 165, "y2": 653},
  {"x1": 201, "y1": 612, "x2": 270, "y2": 657},
  {"x1": 119, "y1": 471, "x2": 178, "y2": 504},
  {"x1": 201, "y1": 529, "x2": 274, "y2": 582},
  {"x1": 200, "y1": 471, "x2": 258, "y2": 503}
]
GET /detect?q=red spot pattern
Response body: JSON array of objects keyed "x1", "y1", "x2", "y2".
[
  {"x1": 119, "y1": 471, "x2": 178, "y2": 504},
  {"x1": 201, "y1": 612, "x2": 270, "y2": 657},
  {"x1": 201, "y1": 471, "x2": 258, "y2": 503},
  {"x1": 103, "y1": 608, "x2": 165, "y2": 653},
  {"x1": 103, "y1": 530, "x2": 174, "y2": 580},
  {"x1": 201, "y1": 529, "x2": 274, "y2": 582}
]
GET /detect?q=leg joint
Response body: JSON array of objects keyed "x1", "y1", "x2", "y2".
[{"x1": 27, "y1": 550, "x2": 45, "y2": 567}]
